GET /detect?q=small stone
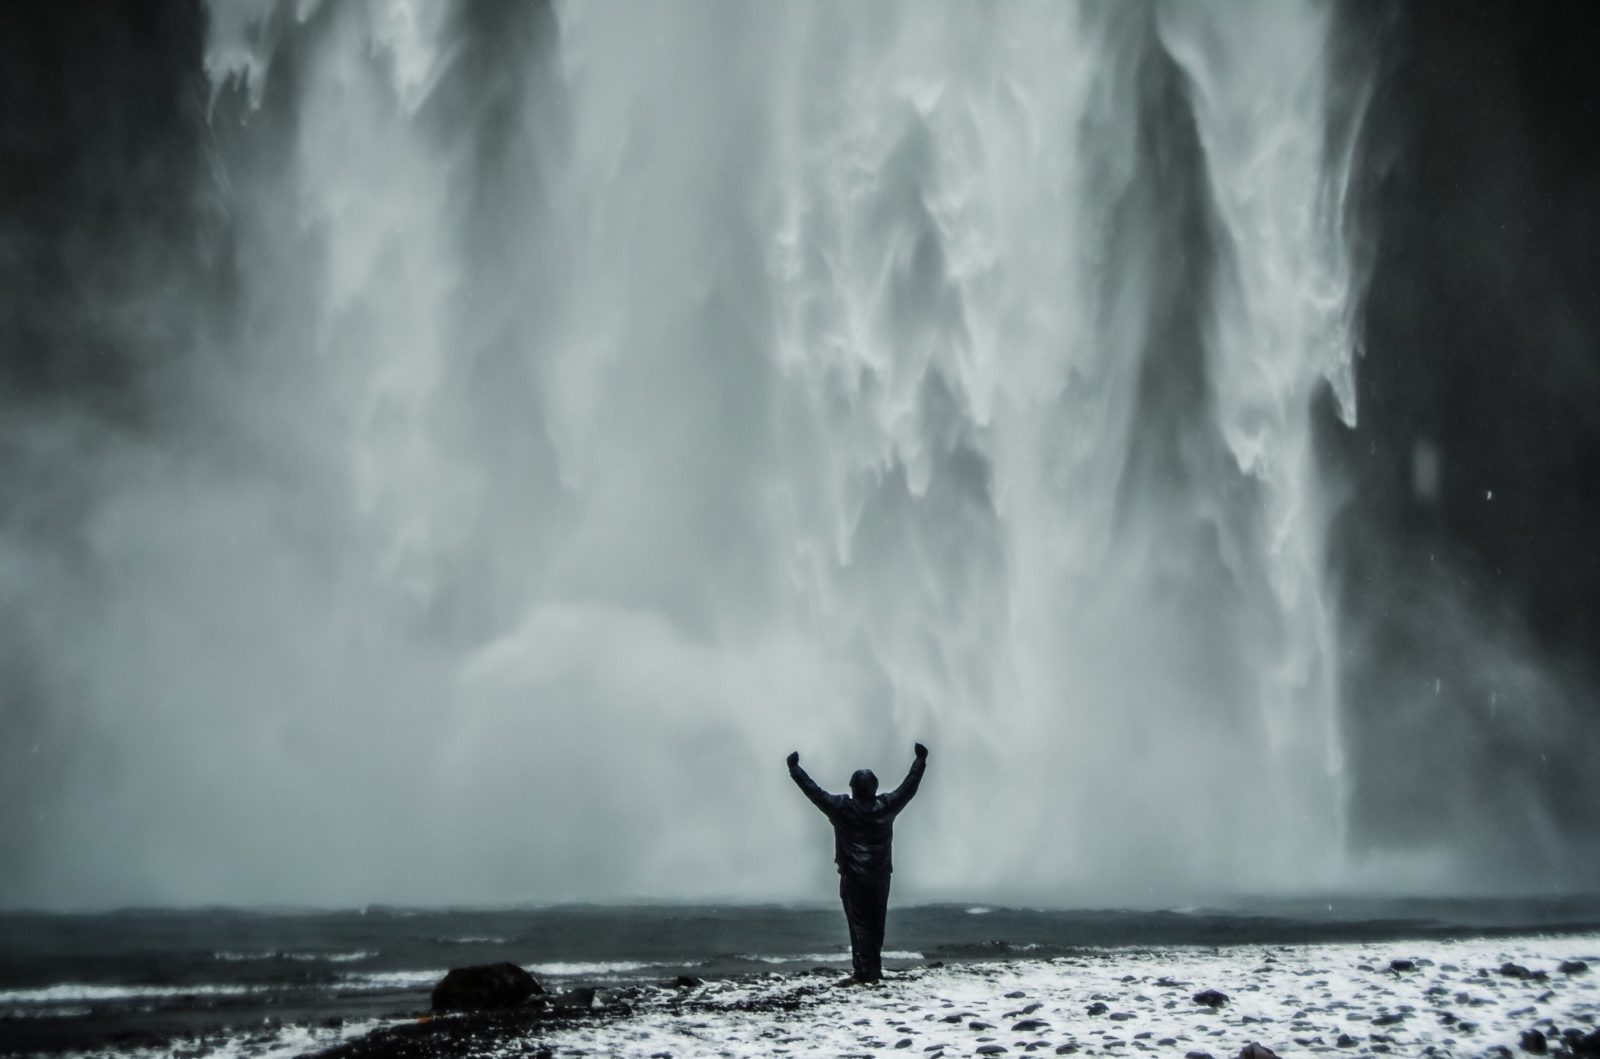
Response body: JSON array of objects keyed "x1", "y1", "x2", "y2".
[
  {"x1": 1086, "y1": 1002, "x2": 1109, "y2": 1016},
  {"x1": 1390, "y1": 959, "x2": 1416, "y2": 972},
  {"x1": 1013, "y1": 1019, "x2": 1050, "y2": 1033},
  {"x1": 1559, "y1": 960, "x2": 1589, "y2": 975},
  {"x1": 978, "y1": 1047, "x2": 1008, "y2": 1056},
  {"x1": 1500, "y1": 962, "x2": 1532, "y2": 979},
  {"x1": 1337, "y1": 1034, "x2": 1359, "y2": 1048},
  {"x1": 1055, "y1": 1047, "x2": 1080, "y2": 1055},
  {"x1": 1238, "y1": 1045, "x2": 1279, "y2": 1059},
  {"x1": 896, "y1": 1040, "x2": 913, "y2": 1049},
  {"x1": 1193, "y1": 989, "x2": 1229, "y2": 1009},
  {"x1": 1006, "y1": 990, "x2": 1027, "y2": 998},
  {"x1": 970, "y1": 1022, "x2": 995, "y2": 1031},
  {"x1": 1184, "y1": 1052, "x2": 1213, "y2": 1059},
  {"x1": 1372, "y1": 1012, "x2": 1405, "y2": 1026},
  {"x1": 552, "y1": 985, "x2": 595, "y2": 1009},
  {"x1": 1520, "y1": 1028, "x2": 1548, "y2": 1054}
]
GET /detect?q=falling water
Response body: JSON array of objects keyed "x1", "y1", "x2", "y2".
[{"x1": 5, "y1": 1, "x2": 1373, "y2": 907}]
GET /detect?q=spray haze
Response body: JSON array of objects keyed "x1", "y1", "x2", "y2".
[{"x1": 1, "y1": 0, "x2": 1596, "y2": 909}]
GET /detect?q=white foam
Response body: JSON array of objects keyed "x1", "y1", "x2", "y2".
[
  {"x1": 213, "y1": 949, "x2": 376, "y2": 963},
  {"x1": 342, "y1": 970, "x2": 446, "y2": 990},
  {"x1": 0, "y1": 982, "x2": 271, "y2": 1004},
  {"x1": 527, "y1": 960, "x2": 661, "y2": 976},
  {"x1": 743, "y1": 951, "x2": 924, "y2": 964}
]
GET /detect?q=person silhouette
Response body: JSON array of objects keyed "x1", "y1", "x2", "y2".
[{"x1": 787, "y1": 742, "x2": 928, "y2": 983}]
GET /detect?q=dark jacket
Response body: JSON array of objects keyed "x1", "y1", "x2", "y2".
[{"x1": 790, "y1": 755, "x2": 925, "y2": 877}]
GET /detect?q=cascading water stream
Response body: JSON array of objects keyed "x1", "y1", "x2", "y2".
[{"x1": 7, "y1": 0, "x2": 1371, "y2": 907}]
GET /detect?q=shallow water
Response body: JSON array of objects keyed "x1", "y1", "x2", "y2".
[{"x1": 4, "y1": 898, "x2": 1600, "y2": 1055}]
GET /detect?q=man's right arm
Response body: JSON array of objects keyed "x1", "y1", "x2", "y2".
[{"x1": 788, "y1": 752, "x2": 841, "y2": 816}]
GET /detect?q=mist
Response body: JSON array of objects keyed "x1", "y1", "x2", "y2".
[{"x1": 2, "y1": 0, "x2": 1596, "y2": 910}]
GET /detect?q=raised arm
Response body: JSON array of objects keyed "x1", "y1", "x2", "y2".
[
  {"x1": 882, "y1": 742, "x2": 928, "y2": 814},
  {"x1": 787, "y1": 751, "x2": 843, "y2": 816}
]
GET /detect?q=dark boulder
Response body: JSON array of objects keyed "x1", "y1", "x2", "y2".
[
  {"x1": 1239, "y1": 1045, "x2": 1279, "y2": 1059},
  {"x1": 1193, "y1": 989, "x2": 1229, "y2": 1009},
  {"x1": 1567, "y1": 1028, "x2": 1600, "y2": 1056},
  {"x1": 430, "y1": 962, "x2": 541, "y2": 1012},
  {"x1": 1560, "y1": 960, "x2": 1590, "y2": 975},
  {"x1": 1500, "y1": 962, "x2": 1532, "y2": 979},
  {"x1": 1389, "y1": 959, "x2": 1416, "y2": 972},
  {"x1": 1520, "y1": 1028, "x2": 1547, "y2": 1054}
]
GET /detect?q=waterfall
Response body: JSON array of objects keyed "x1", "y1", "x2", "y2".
[{"x1": 17, "y1": 0, "x2": 1370, "y2": 906}]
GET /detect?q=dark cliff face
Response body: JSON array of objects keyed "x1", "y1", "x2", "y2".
[
  {"x1": 0, "y1": 2, "x2": 211, "y2": 411},
  {"x1": 1332, "y1": 0, "x2": 1600, "y2": 877}
]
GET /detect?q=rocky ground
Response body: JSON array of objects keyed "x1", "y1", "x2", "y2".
[{"x1": 305, "y1": 932, "x2": 1600, "y2": 1059}]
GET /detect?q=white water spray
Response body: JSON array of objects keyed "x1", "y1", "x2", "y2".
[{"x1": 7, "y1": 0, "x2": 1371, "y2": 907}]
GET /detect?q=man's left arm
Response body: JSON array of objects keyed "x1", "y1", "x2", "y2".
[{"x1": 883, "y1": 742, "x2": 928, "y2": 813}]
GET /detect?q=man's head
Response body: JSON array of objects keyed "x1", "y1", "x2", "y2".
[{"x1": 849, "y1": 768, "x2": 878, "y2": 801}]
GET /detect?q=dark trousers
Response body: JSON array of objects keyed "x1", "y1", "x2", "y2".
[{"x1": 839, "y1": 873, "x2": 891, "y2": 981}]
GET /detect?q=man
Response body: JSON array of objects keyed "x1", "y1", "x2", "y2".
[{"x1": 787, "y1": 742, "x2": 928, "y2": 983}]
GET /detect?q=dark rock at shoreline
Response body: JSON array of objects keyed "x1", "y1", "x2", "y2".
[
  {"x1": 1560, "y1": 960, "x2": 1589, "y2": 975},
  {"x1": 1389, "y1": 959, "x2": 1416, "y2": 972},
  {"x1": 1238, "y1": 1044, "x2": 1278, "y2": 1059},
  {"x1": 430, "y1": 962, "x2": 540, "y2": 1013},
  {"x1": 1193, "y1": 989, "x2": 1229, "y2": 1009},
  {"x1": 1519, "y1": 1028, "x2": 1548, "y2": 1053},
  {"x1": 1561, "y1": 1027, "x2": 1600, "y2": 1055}
]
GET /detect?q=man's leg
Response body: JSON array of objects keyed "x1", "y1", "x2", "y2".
[
  {"x1": 862, "y1": 875, "x2": 890, "y2": 981},
  {"x1": 839, "y1": 875, "x2": 869, "y2": 980}
]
